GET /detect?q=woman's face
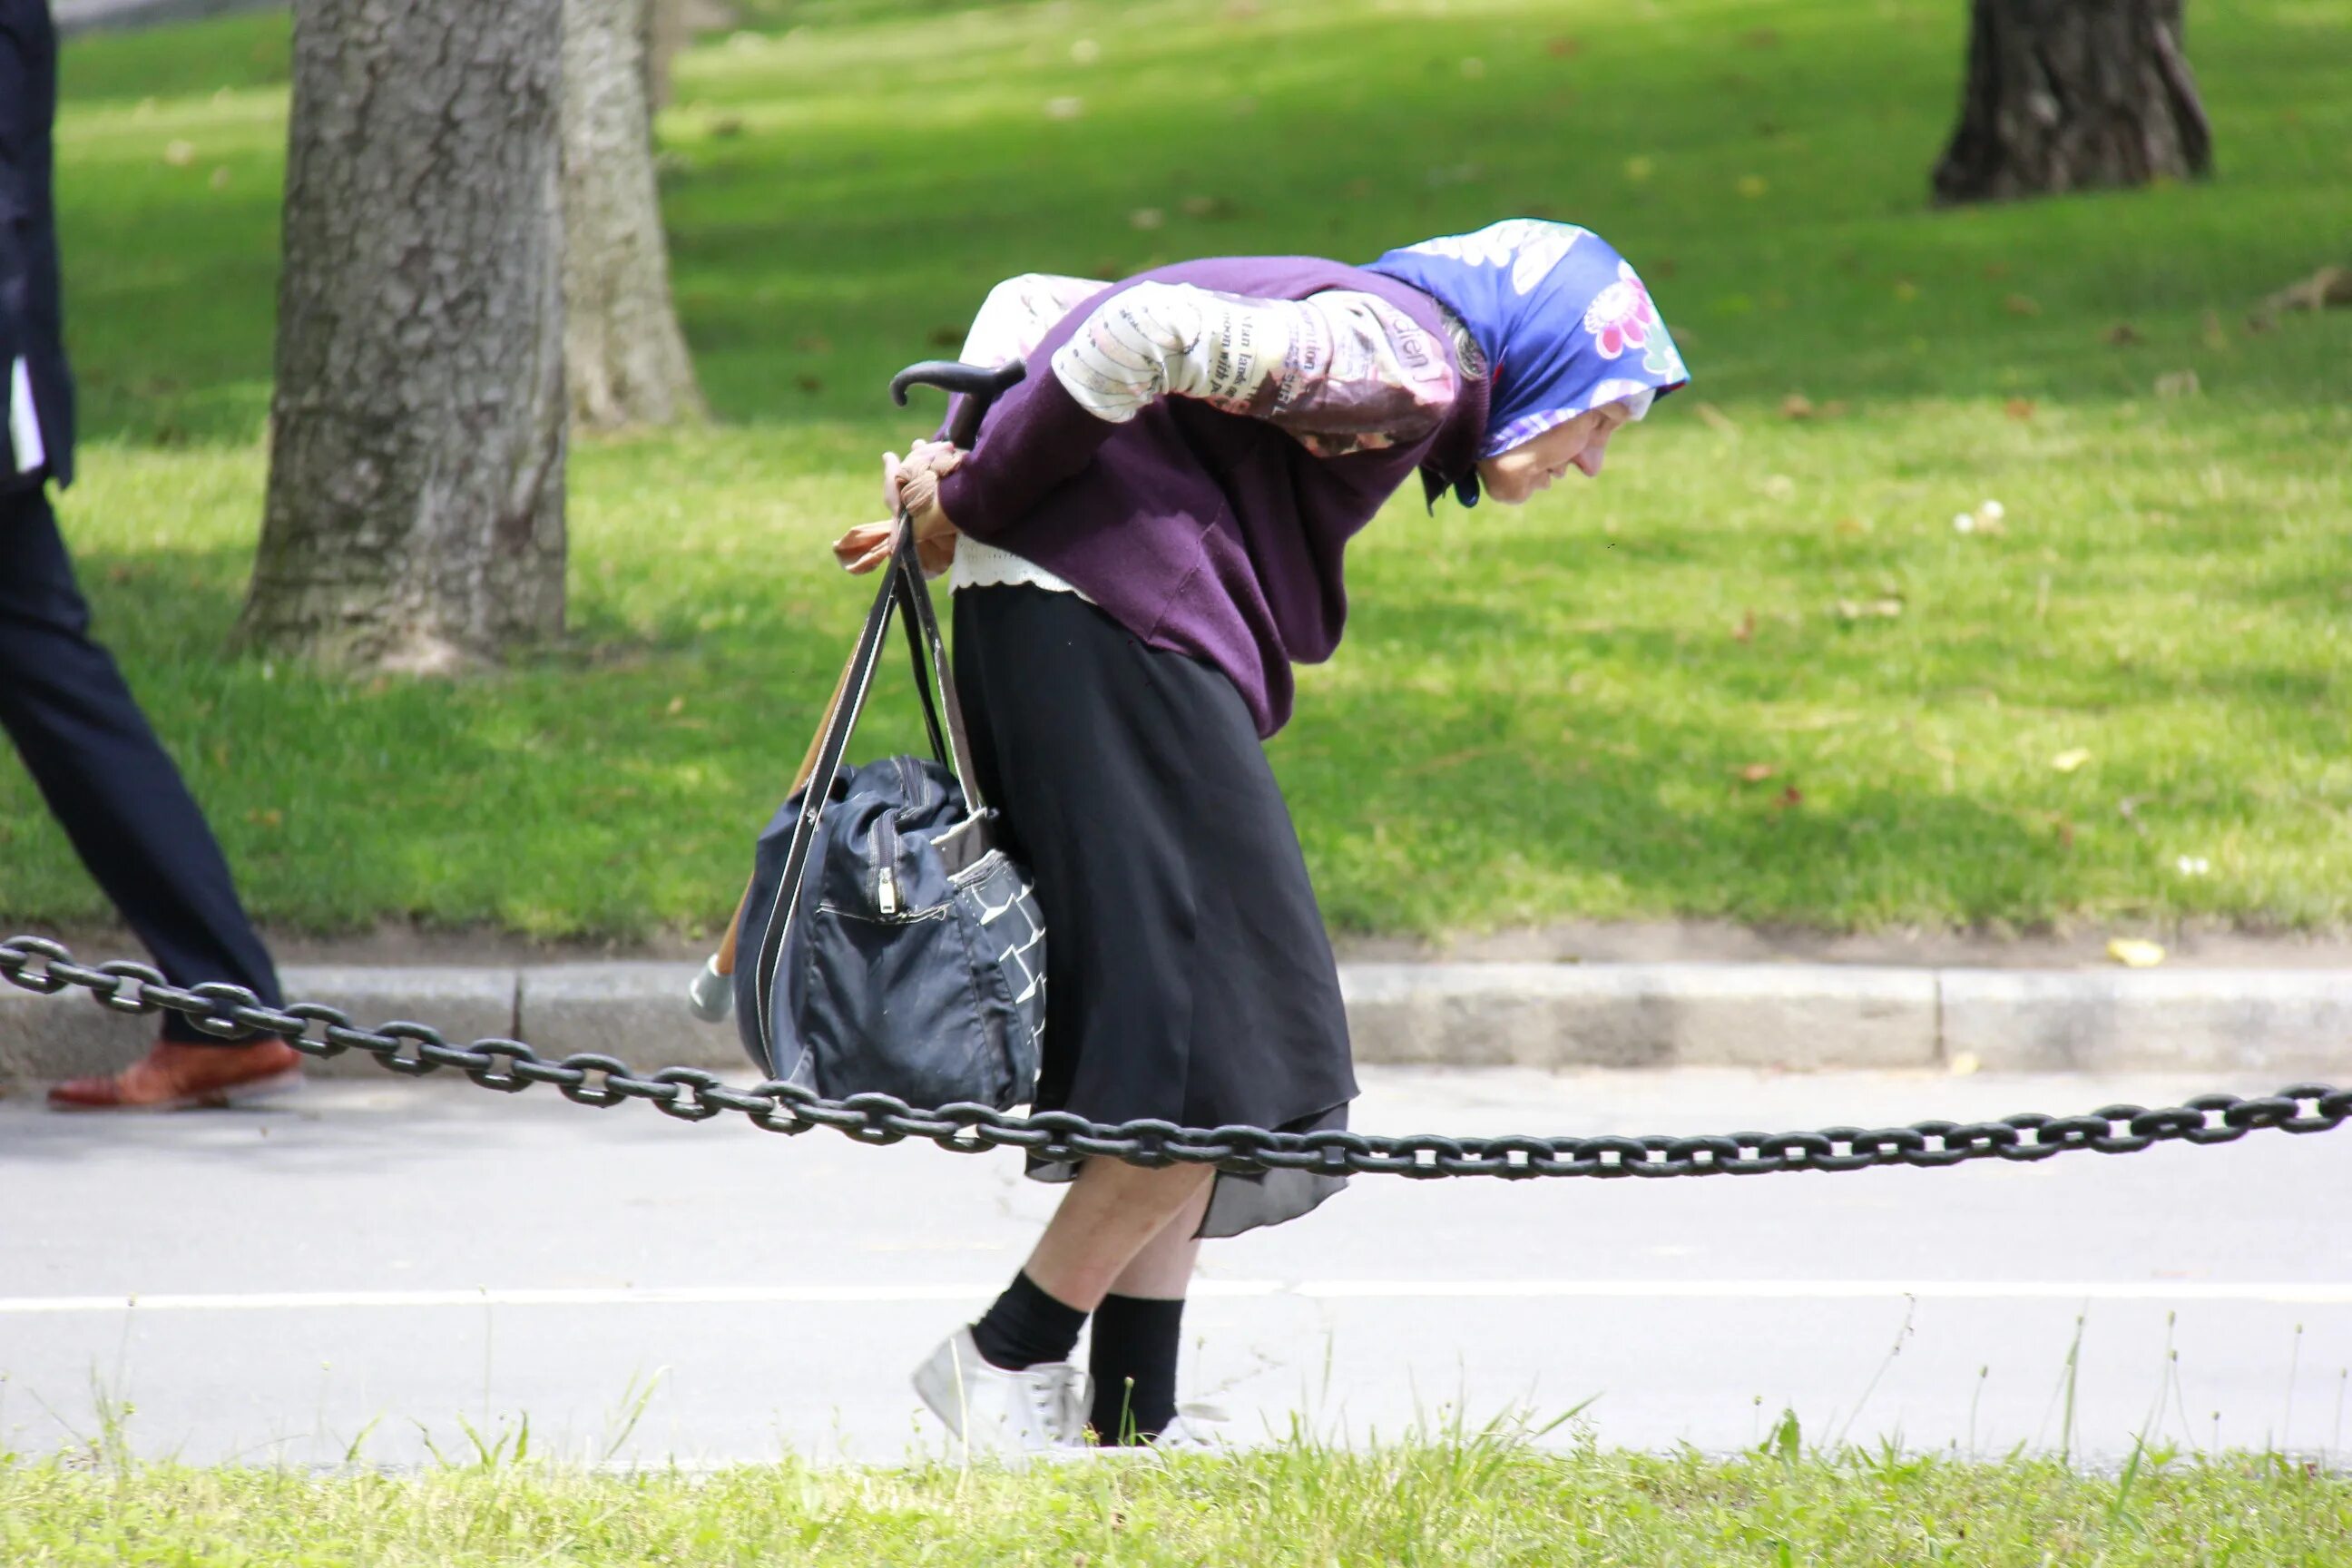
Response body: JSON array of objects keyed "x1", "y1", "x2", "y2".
[{"x1": 1475, "y1": 403, "x2": 1632, "y2": 505}]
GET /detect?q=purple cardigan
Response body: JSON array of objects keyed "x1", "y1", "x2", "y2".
[{"x1": 935, "y1": 258, "x2": 1491, "y2": 737}]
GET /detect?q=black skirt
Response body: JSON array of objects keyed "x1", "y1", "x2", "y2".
[{"x1": 949, "y1": 583, "x2": 1355, "y2": 1237}]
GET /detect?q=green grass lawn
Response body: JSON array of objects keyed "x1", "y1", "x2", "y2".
[
  {"x1": 5, "y1": 1437, "x2": 2349, "y2": 1565},
  {"x1": 6, "y1": 0, "x2": 2347, "y2": 942}
]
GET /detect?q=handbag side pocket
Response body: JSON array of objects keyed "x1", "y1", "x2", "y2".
[{"x1": 803, "y1": 901, "x2": 999, "y2": 1110}]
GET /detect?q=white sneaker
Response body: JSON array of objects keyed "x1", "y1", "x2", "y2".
[
  {"x1": 1088, "y1": 1402, "x2": 1232, "y2": 1458},
  {"x1": 912, "y1": 1328, "x2": 1092, "y2": 1460},
  {"x1": 1153, "y1": 1403, "x2": 1230, "y2": 1452}
]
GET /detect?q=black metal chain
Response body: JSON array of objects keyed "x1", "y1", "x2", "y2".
[{"x1": 5, "y1": 934, "x2": 2345, "y2": 1179}]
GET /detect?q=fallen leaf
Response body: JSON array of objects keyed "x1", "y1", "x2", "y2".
[
  {"x1": 1129, "y1": 207, "x2": 1165, "y2": 230},
  {"x1": 1693, "y1": 401, "x2": 1740, "y2": 437},
  {"x1": 2107, "y1": 937, "x2": 2167, "y2": 968},
  {"x1": 1731, "y1": 609, "x2": 1756, "y2": 642},
  {"x1": 163, "y1": 140, "x2": 197, "y2": 166},
  {"x1": 246, "y1": 808, "x2": 283, "y2": 828},
  {"x1": 1774, "y1": 785, "x2": 1804, "y2": 808},
  {"x1": 1779, "y1": 393, "x2": 1816, "y2": 419},
  {"x1": 2154, "y1": 369, "x2": 2201, "y2": 398},
  {"x1": 794, "y1": 374, "x2": 823, "y2": 393},
  {"x1": 1948, "y1": 1051, "x2": 1982, "y2": 1076},
  {"x1": 1399, "y1": 745, "x2": 1497, "y2": 777},
  {"x1": 2102, "y1": 322, "x2": 2144, "y2": 346},
  {"x1": 2051, "y1": 748, "x2": 2092, "y2": 772},
  {"x1": 1834, "y1": 516, "x2": 1871, "y2": 537},
  {"x1": 2003, "y1": 293, "x2": 2042, "y2": 317},
  {"x1": 1737, "y1": 761, "x2": 1776, "y2": 782},
  {"x1": 2004, "y1": 397, "x2": 2035, "y2": 421},
  {"x1": 1545, "y1": 35, "x2": 1583, "y2": 57},
  {"x1": 666, "y1": 696, "x2": 686, "y2": 715}
]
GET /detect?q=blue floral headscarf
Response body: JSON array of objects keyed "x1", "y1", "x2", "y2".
[{"x1": 1366, "y1": 219, "x2": 1689, "y2": 480}]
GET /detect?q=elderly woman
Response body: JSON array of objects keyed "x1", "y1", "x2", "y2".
[{"x1": 833, "y1": 219, "x2": 1687, "y2": 1455}]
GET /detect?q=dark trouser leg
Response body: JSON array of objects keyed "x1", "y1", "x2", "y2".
[{"x1": 0, "y1": 487, "x2": 281, "y2": 1038}]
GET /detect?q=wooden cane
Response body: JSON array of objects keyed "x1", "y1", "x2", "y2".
[{"x1": 686, "y1": 639, "x2": 862, "y2": 1020}]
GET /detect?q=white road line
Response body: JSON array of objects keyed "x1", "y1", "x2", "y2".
[
  {"x1": 2, "y1": 1279, "x2": 2347, "y2": 1315},
  {"x1": 1287, "y1": 1280, "x2": 2352, "y2": 1304}
]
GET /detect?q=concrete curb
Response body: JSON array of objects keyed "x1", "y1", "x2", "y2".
[
  {"x1": 2, "y1": 959, "x2": 2344, "y2": 1086},
  {"x1": 54, "y1": 0, "x2": 282, "y2": 38}
]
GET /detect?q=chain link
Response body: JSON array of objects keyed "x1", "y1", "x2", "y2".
[{"x1": 5, "y1": 934, "x2": 2344, "y2": 1178}]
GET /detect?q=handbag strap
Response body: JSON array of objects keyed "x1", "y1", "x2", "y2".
[
  {"x1": 751, "y1": 511, "x2": 984, "y2": 1054},
  {"x1": 896, "y1": 573, "x2": 952, "y2": 776},
  {"x1": 892, "y1": 524, "x2": 988, "y2": 814}
]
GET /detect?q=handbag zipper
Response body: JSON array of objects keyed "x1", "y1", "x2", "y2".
[{"x1": 876, "y1": 814, "x2": 900, "y2": 916}]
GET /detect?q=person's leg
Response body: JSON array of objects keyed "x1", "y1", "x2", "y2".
[
  {"x1": 1024, "y1": 1159, "x2": 1212, "y2": 1312},
  {"x1": 1088, "y1": 1177, "x2": 1210, "y2": 1443},
  {"x1": 965, "y1": 1157, "x2": 1210, "y2": 1371},
  {"x1": 916, "y1": 1161, "x2": 1211, "y2": 1453},
  {"x1": 0, "y1": 490, "x2": 295, "y2": 1106}
]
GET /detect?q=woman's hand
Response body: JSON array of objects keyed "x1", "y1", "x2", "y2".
[{"x1": 833, "y1": 440, "x2": 964, "y2": 578}]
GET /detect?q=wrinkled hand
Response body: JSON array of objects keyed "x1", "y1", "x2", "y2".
[{"x1": 833, "y1": 440, "x2": 964, "y2": 578}]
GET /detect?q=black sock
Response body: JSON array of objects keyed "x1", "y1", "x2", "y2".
[
  {"x1": 969, "y1": 1270, "x2": 1087, "y2": 1372},
  {"x1": 1087, "y1": 1293, "x2": 1185, "y2": 1445}
]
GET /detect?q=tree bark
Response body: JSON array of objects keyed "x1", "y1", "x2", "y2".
[
  {"x1": 245, "y1": 0, "x2": 567, "y2": 673},
  {"x1": 564, "y1": 0, "x2": 705, "y2": 431},
  {"x1": 1932, "y1": 0, "x2": 2212, "y2": 205}
]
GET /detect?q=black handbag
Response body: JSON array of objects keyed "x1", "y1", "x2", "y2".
[{"x1": 730, "y1": 514, "x2": 1046, "y2": 1110}]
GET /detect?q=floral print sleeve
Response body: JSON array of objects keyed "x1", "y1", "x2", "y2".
[
  {"x1": 1048, "y1": 283, "x2": 1459, "y2": 457},
  {"x1": 958, "y1": 272, "x2": 1116, "y2": 367}
]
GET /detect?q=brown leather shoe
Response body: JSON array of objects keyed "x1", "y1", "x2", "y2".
[{"x1": 47, "y1": 1037, "x2": 305, "y2": 1112}]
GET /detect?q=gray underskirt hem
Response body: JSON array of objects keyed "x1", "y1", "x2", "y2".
[{"x1": 1022, "y1": 1102, "x2": 1353, "y2": 1240}]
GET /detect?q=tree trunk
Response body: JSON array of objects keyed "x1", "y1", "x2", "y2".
[
  {"x1": 245, "y1": 0, "x2": 567, "y2": 673},
  {"x1": 1932, "y1": 0, "x2": 2212, "y2": 205},
  {"x1": 564, "y1": 0, "x2": 705, "y2": 431}
]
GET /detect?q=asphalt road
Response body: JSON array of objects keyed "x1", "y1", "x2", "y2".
[{"x1": 4, "y1": 1066, "x2": 2346, "y2": 1471}]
